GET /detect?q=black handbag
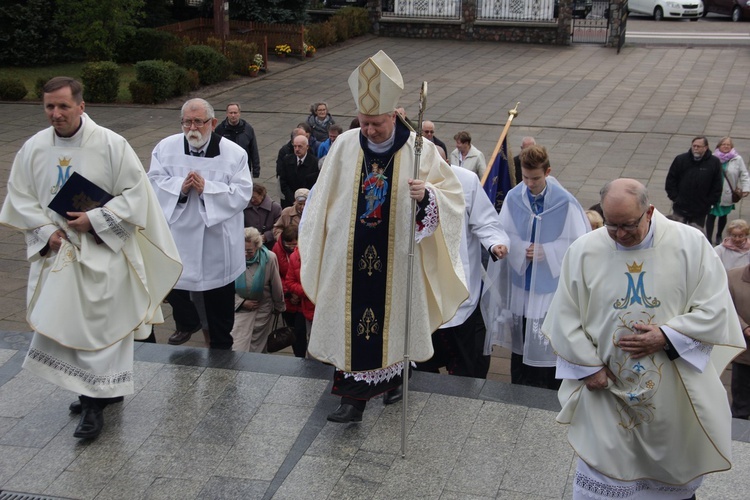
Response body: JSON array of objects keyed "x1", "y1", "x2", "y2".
[
  {"x1": 267, "y1": 313, "x2": 295, "y2": 353},
  {"x1": 723, "y1": 170, "x2": 743, "y2": 203}
]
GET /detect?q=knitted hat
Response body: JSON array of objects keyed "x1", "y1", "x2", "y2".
[{"x1": 348, "y1": 50, "x2": 404, "y2": 116}]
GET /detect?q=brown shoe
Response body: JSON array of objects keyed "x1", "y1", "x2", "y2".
[{"x1": 168, "y1": 327, "x2": 200, "y2": 345}]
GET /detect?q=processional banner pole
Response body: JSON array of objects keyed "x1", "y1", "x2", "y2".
[
  {"x1": 401, "y1": 81, "x2": 428, "y2": 459},
  {"x1": 481, "y1": 102, "x2": 520, "y2": 188}
]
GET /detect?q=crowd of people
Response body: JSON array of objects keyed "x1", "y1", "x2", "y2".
[{"x1": 3, "y1": 58, "x2": 749, "y2": 499}]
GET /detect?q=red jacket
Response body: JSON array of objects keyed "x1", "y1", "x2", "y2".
[
  {"x1": 285, "y1": 248, "x2": 314, "y2": 321},
  {"x1": 272, "y1": 239, "x2": 299, "y2": 313}
]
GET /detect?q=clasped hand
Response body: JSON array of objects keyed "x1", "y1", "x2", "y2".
[
  {"x1": 618, "y1": 323, "x2": 666, "y2": 359},
  {"x1": 182, "y1": 171, "x2": 206, "y2": 196}
]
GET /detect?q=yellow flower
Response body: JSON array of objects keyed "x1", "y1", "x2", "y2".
[{"x1": 275, "y1": 44, "x2": 292, "y2": 55}]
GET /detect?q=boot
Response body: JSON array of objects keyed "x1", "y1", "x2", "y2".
[{"x1": 73, "y1": 396, "x2": 104, "y2": 439}]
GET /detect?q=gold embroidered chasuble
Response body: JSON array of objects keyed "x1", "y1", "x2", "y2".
[
  {"x1": 299, "y1": 128, "x2": 467, "y2": 373},
  {"x1": 543, "y1": 210, "x2": 745, "y2": 484}
]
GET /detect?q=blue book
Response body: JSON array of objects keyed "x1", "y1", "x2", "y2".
[{"x1": 48, "y1": 171, "x2": 113, "y2": 243}]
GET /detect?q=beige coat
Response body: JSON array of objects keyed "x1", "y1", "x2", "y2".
[{"x1": 727, "y1": 265, "x2": 750, "y2": 365}]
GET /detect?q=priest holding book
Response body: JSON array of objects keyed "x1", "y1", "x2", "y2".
[{"x1": 0, "y1": 77, "x2": 182, "y2": 440}]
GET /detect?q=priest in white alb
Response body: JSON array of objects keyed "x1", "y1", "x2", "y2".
[
  {"x1": 0, "y1": 77, "x2": 182, "y2": 440},
  {"x1": 542, "y1": 178, "x2": 745, "y2": 499},
  {"x1": 299, "y1": 51, "x2": 468, "y2": 423}
]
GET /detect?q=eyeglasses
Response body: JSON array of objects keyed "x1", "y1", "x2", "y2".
[
  {"x1": 423, "y1": 130, "x2": 435, "y2": 135},
  {"x1": 181, "y1": 118, "x2": 212, "y2": 129},
  {"x1": 604, "y1": 209, "x2": 647, "y2": 233}
]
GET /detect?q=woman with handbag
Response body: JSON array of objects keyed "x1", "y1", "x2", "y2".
[
  {"x1": 231, "y1": 227, "x2": 286, "y2": 352},
  {"x1": 707, "y1": 137, "x2": 750, "y2": 245}
]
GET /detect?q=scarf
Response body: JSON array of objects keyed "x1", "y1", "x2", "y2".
[
  {"x1": 714, "y1": 148, "x2": 738, "y2": 164},
  {"x1": 721, "y1": 236, "x2": 750, "y2": 253},
  {"x1": 235, "y1": 246, "x2": 269, "y2": 300}
]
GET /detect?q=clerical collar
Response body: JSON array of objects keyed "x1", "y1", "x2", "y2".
[
  {"x1": 366, "y1": 128, "x2": 396, "y2": 154},
  {"x1": 54, "y1": 115, "x2": 85, "y2": 147},
  {"x1": 616, "y1": 218, "x2": 655, "y2": 251}
]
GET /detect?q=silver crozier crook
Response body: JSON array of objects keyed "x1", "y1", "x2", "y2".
[{"x1": 401, "y1": 81, "x2": 428, "y2": 459}]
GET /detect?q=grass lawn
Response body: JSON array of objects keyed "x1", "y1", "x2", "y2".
[{"x1": 2, "y1": 63, "x2": 137, "y2": 103}]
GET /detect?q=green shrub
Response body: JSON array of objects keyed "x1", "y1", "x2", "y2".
[
  {"x1": 134, "y1": 60, "x2": 174, "y2": 103},
  {"x1": 186, "y1": 69, "x2": 200, "y2": 91},
  {"x1": 0, "y1": 78, "x2": 27, "y2": 101},
  {"x1": 183, "y1": 45, "x2": 231, "y2": 85},
  {"x1": 305, "y1": 21, "x2": 337, "y2": 49},
  {"x1": 129, "y1": 81, "x2": 155, "y2": 104},
  {"x1": 117, "y1": 28, "x2": 185, "y2": 66},
  {"x1": 335, "y1": 7, "x2": 370, "y2": 37},
  {"x1": 165, "y1": 61, "x2": 190, "y2": 97},
  {"x1": 81, "y1": 61, "x2": 120, "y2": 103},
  {"x1": 35, "y1": 76, "x2": 55, "y2": 99},
  {"x1": 226, "y1": 40, "x2": 258, "y2": 76},
  {"x1": 329, "y1": 15, "x2": 350, "y2": 42}
]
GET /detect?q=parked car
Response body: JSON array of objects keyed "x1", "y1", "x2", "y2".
[
  {"x1": 628, "y1": 0, "x2": 703, "y2": 20},
  {"x1": 703, "y1": 0, "x2": 750, "y2": 20}
]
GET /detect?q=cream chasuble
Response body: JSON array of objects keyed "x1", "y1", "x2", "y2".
[
  {"x1": 543, "y1": 210, "x2": 745, "y2": 485},
  {"x1": 0, "y1": 115, "x2": 182, "y2": 396},
  {"x1": 299, "y1": 127, "x2": 467, "y2": 372}
]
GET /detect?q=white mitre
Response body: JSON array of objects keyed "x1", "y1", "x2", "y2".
[{"x1": 348, "y1": 50, "x2": 404, "y2": 116}]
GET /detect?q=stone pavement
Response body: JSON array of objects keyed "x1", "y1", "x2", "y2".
[{"x1": 1, "y1": 35, "x2": 750, "y2": 498}]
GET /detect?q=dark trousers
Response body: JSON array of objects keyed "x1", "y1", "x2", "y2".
[
  {"x1": 732, "y1": 362, "x2": 750, "y2": 419},
  {"x1": 282, "y1": 311, "x2": 308, "y2": 358},
  {"x1": 510, "y1": 317, "x2": 561, "y2": 390},
  {"x1": 705, "y1": 213, "x2": 728, "y2": 244},
  {"x1": 415, "y1": 304, "x2": 490, "y2": 379},
  {"x1": 168, "y1": 283, "x2": 236, "y2": 350}
]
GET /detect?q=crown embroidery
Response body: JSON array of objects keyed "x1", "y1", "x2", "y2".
[{"x1": 626, "y1": 261, "x2": 643, "y2": 273}]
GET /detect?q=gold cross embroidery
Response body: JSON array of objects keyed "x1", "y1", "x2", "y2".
[
  {"x1": 357, "y1": 308, "x2": 379, "y2": 341},
  {"x1": 358, "y1": 245, "x2": 382, "y2": 276}
]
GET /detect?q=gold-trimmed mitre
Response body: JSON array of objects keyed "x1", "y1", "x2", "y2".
[{"x1": 348, "y1": 50, "x2": 404, "y2": 116}]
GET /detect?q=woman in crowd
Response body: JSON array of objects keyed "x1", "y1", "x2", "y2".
[
  {"x1": 715, "y1": 219, "x2": 750, "y2": 271},
  {"x1": 284, "y1": 246, "x2": 314, "y2": 358},
  {"x1": 706, "y1": 137, "x2": 750, "y2": 245},
  {"x1": 273, "y1": 188, "x2": 307, "y2": 242},
  {"x1": 306, "y1": 102, "x2": 335, "y2": 142},
  {"x1": 244, "y1": 183, "x2": 282, "y2": 249},
  {"x1": 231, "y1": 227, "x2": 285, "y2": 352},
  {"x1": 272, "y1": 226, "x2": 306, "y2": 357}
]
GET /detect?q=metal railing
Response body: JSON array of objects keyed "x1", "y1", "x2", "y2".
[
  {"x1": 476, "y1": 0, "x2": 556, "y2": 21},
  {"x1": 381, "y1": 0, "x2": 461, "y2": 19}
]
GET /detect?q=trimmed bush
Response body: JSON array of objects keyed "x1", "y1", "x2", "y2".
[
  {"x1": 134, "y1": 60, "x2": 174, "y2": 103},
  {"x1": 129, "y1": 81, "x2": 155, "y2": 105},
  {"x1": 186, "y1": 69, "x2": 200, "y2": 91},
  {"x1": 165, "y1": 61, "x2": 190, "y2": 97},
  {"x1": 183, "y1": 45, "x2": 231, "y2": 86},
  {"x1": 81, "y1": 61, "x2": 120, "y2": 103},
  {"x1": 305, "y1": 21, "x2": 337, "y2": 49},
  {"x1": 329, "y1": 16, "x2": 350, "y2": 42},
  {"x1": 335, "y1": 7, "x2": 370, "y2": 37},
  {"x1": 226, "y1": 40, "x2": 259, "y2": 76},
  {"x1": 35, "y1": 76, "x2": 55, "y2": 99},
  {"x1": 117, "y1": 28, "x2": 186, "y2": 65},
  {"x1": 0, "y1": 78, "x2": 27, "y2": 101}
]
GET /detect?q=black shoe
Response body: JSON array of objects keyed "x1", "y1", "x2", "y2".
[
  {"x1": 69, "y1": 396, "x2": 124, "y2": 415},
  {"x1": 326, "y1": 404, "x2": 363, "y2": 423},
  {"x1": 383, "y1": 385, "x2": 403, "y2": 405},
  {"x1": 168, "y1": 326, "x2": 201, "y2": 345},
  {"x1": 73, "y1": 406, "x2": 104, "y2": 439}
]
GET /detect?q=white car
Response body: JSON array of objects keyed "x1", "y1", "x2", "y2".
[{"x1": 628, "y1": 0, "x2": 704, "y2": 20}]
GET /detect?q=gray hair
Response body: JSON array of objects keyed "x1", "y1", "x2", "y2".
[
  {"x1": 244, "y1": 227, "x2": 263, "y2": 248},
  {"x1": 181, "y1": 98, "x2": 215, "y2": 119},
  {"x1": 600, "y1": 180, "x2": 649, "y2": 211}
]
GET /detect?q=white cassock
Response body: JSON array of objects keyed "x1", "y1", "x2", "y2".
[
  {"x1": 148, "y1": 133, "x2": 253, "y2": 291},
  {"x1": 542, "y1": 210, "x2": 746, "y2": 499},
  {"x1": 444, "y1": 165, "x2": 509, "y2": 329},
  {"x1": 0, "y1": 114, "x2": 182, "y2": 397}
]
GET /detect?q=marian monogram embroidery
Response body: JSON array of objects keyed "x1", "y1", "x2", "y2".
[
  {"x1": 358, "y1": 245, "x2": 383, "y2": 276},
  {"x1": 613, "y1": 261, "x2": 660, "y2": 309},
  {"x1": 357, "y1": 308, "x2": 379, "y2": 340},
  {"x1": 51, "y1": 156, "x2": 73, "y2": 195}
]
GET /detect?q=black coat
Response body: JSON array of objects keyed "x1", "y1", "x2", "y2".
[
  {"x1": 278, "y1": 153, "x2": 319, "y2": 207},
  {"x1": 665, "y1": 149, "x2": 723, "y2": 219},
  {"x1": 215, "y1": 118, "x2": 261, "y2": 178}
]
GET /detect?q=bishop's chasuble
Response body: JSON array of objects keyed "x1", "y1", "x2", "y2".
[
  {"x1": 0, "y1": 114, "x2": 182, "y2": 397},
  {"x1": 543, "y1": 210, "x2": 745, "y2": 486},
  {"x1": 299, "y1": 123, "x2": 467, "y2": 388}
]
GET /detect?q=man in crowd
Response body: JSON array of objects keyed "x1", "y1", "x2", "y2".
[
  {"x1": 0, "y1": 77, "x2": 182, "y2": 439},
  {"x1": 317, "y1": 124, "x2": 343, "y2": 162},
  {"x1": 665, "y1": 136, "x2": 722, "y2": 232},
  {"x1": 215, "y1": 102, "x2": 262, "y2": 178},
  {"x1": 416, "y1": 164, "x2": 509, "y2": 379},
  {"x1": 543, "y1": 178, "x2": 744, "y2": 499},
  {"x1": 148, "y1": 98, "x2": 253, "y2": 350},
  {"x1": 279, "y1": 135, "x2": 319, "y2": 208},
  {"x1": 299, "y1": 50, "x2": 467, "y2": 423},
  {"x1": 422, "y1": 120, "x2": 448, "y2": 160},
  {"x1": 485, "y1": 145, "x2": 589, "y2": 389},
  {"x1": 450, "y1": 131, "x2": 486, "y2": 178}
]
